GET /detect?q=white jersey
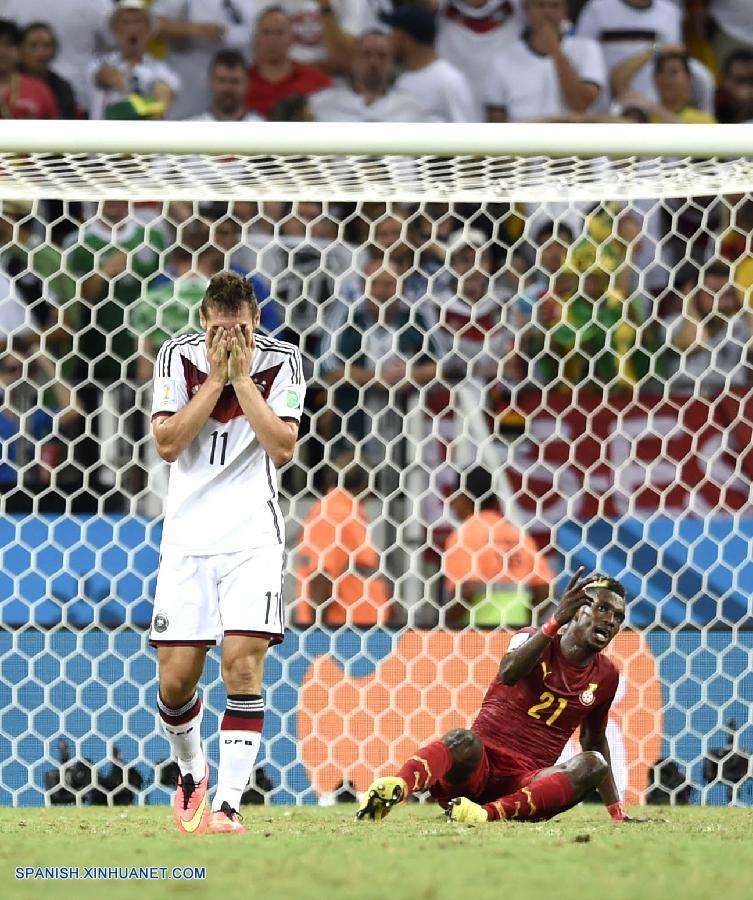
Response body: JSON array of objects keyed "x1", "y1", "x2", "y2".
[
  {"x1": 394, "y1": 58, "x2": 479, "y2": 122},
  {"x1": 186, "y1": 110, "x2": 263, "y2": 122},
  {"x1": 85, "y1": 51, "x2": 181, "y2": 119},
  {"x1": 482, "y1": 35, "x2": 606, "y2": 120},
  {"x1": 710, "y1": 0, "x2": 753, "y2": 45},
  {"x1": 151, "y1": 0, "x2": 256, "y2": 119},
  {"x1": 437, "y1": 0, "x2": 524, "y2": 104},
  {"x1": 309, "y1": 83, "x2": 426, "y2": 121},
  {"x1": 152, "y1": 332, "x2": 305, "y2": 556}
]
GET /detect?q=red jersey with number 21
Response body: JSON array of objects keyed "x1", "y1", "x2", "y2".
[{"x1": 472, "y1": 628, "x2": 620, "y2": 771}]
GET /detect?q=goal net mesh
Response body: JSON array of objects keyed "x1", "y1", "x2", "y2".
[{"x1": 1, "y1": 143, "x2": 752, "y2": 808}]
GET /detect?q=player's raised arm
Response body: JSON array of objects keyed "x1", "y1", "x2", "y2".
[
  {"x1": 498, "y1": 566, "x2": 593, "y2": 685},
  {"x1": 229, "y1": 325, "x2": 302, "y2": 467},
  {"x1": 151, "y1": 326, "x2": 229, "y2": 463}
]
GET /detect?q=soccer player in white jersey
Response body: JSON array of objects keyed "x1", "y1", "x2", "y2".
[{"x1": 149, "y1": 272, "x2": 305, "y2": 835}]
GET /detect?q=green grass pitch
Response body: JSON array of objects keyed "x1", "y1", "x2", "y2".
[{"x1": 1, "y1": 805, "x2": 750, "y2": 900}]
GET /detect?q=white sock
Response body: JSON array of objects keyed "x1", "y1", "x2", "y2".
[
  {"x1": 212, "y1": 694, "x2": 264, "y2": 812},
  {"x1": 158, "y1": 691, "x2": 206, "y2": 782}
]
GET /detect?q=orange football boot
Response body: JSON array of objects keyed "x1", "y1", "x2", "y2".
[
  {"x1": 206, "y1": 801, "x2": 246, "y2": 834},
  {"x1": 173, "y1": 762, "x2": 210, "y2": 835}
]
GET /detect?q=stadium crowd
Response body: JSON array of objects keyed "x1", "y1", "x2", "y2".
[
  {"x1": 0, "y1": 0, "x2": 750, "y2": 124},
  {"x1": 0, "y1": 0, "x2": 752, "y2": 630}
]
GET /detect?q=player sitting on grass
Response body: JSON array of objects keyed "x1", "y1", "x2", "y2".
[{"x1": 357, "y1": 569, "x2": 644, "y2": 825}]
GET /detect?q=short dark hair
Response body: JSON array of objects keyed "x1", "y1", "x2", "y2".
[
  {"x1": 21, "y1": 21, "x2": 58, "y2": 54},
  {"x1": 654, "y1": 51, "x2": 691, "y2": 77},
  {"x1": 584, "y1": 574, "x2": 626, "y2": 600},
  {"x1": 723, "y1": 49, "x2": 753, "y2": 76},
  {"x1": 201, "y1": 271, "x2": 258, "y2": 318},
  {"x1": 0, "y1": 18, "x2": 22, "y2": 46},
  {"x1": 210, "y1": 48, "x2": 246, "y2": 72},
  {"x1": 257, "y1": 5, "x2": 289, "y2": 26}
]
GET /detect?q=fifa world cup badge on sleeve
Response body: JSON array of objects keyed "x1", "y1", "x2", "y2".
[
  {"x1": 161, "y1": 379, "x2": 177, "y2": 403},
  {"x1": 287, "y1": 388, "x2": 301, "y2": 409}
]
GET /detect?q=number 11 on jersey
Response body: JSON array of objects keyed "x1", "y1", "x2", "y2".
[{"x1": 209, "y1": 430, "x2": 228, "y2": 465}]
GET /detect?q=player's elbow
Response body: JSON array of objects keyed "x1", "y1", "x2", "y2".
[
  {"x1": 155, "y1": 439, "x2": 179, "y2": 464},
  {"x1": 270, "y1": 445, "x2": 294, "y2": 467},
  {"x1": 497, "y1": 656, "x2": 519, "y2": 686}
]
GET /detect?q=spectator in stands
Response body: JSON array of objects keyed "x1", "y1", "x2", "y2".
[
  {"x1": 523, "y1": 262, "x2": 654, "y2": 394},
  {"x1": 436, "y1": 0, "x2": 524, "y2": 110},
  {"x1": 665, "y1": 262, "x2": 753, "y2": 395},
  {"x1": 188, "y1": 49, "x2": 261, "y2": 122},
  {"x1": 429, "y1": 228, "x2": 518, "y2": 387},
  {"x1": 521, "y1": 220, "x2": 574, "y2": 302},
  {"x1": 269, "y1": 200, "x2": 356, "y2": 362},
  {"x1": 246, "y1": 7, "x2": 331, "y2": 119},
  {"x1": 320, "y1": 259, "x2": 439, "y2": 460},
  {"x1": 87, "y1": 0, "x2": 181, "y2": 120},
  {"x1": 612, "y1": 48, "x2": 716, "y2": 123},
  {"x1": 0, "y1": 265, "x2": 36, "y2": 352},
  {"x1": 0, "y1": 19, "x2": 59, "y2": 118},
  {"x1": 19, "y1": 23, "x2": 77, "y2": 119},
  {"x1": 703, "y1": 0, "x2": 753, "y2": 71},
  {"x1": 409, "y1": 207, "x2": 456, "y2": 286},
  {"x1": 197, "y1": 204, "x2": 284, "y2": 335},
  {"x1": 309, "y1": 30, "x2": 424, "y2": 122},
  {"x1": 0, "y1": 347, "x2": 83, "y2": 509},
  {"x1": 484, "y1": 0, "x2": 605, "y2": 122},
  {"x1": 716, "y1": 50, "x2": 753, "y2": 123},
  {"x1": 444, "y1": 466, "x2": 554, "y2": 628},
  {"x1": 65, "y1": 200, "x2": 166, "y2": 491},
  {"x1": 287, "y1": 0, "x2": 385, "y2": 72},
  {"x1": 382, "y1": 5, "x2": 478, "y2": 123},
  {"x1": 576, "y1": 0, "x2": 716, "y2": 115},
  {"x1": 721, "y1": 197, "x2": 753, "y2": 304},
  {"x1": 132, "y1": 231, "x2": 224, "y2": 384},
  {"x1": 2, "y1": 0, "x2": 112, "y2": 108},
  {"x1": 152, "y1": 0, "x2": 255, "y2": 120},
  {"x1": 0, "y1": 201, "x2": 71, "y2": 332},
  {"x1": 294, "y1": 453, "x2": 390, "y2": 628}
]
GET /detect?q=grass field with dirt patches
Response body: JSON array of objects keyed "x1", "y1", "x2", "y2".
[{"x1": 0, "y1": 805, "x2": 749, "y2": 900}]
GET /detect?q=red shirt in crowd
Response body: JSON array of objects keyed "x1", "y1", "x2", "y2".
[
  {"x1": 246, "y1": 62, "x2": 331, "y2": 117},
  {"x1": 0, "y1": 73, "x2": 59, "y2": 119}
]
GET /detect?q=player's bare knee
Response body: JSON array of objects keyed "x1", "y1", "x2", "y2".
[
  {"x1": 442, "y1": 728, "x2": 482, "y2": 769},
  {"x1": 158, "y1": 670, "x2": 198, "y2": 708},
  {"x1": 221, "y1": 655, "x2": 263, "y2": 694},
  {"x1": 570, "y1": 751, "x2": 608, "y2": 787}
]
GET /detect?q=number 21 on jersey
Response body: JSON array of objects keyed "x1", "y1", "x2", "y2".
[{"x1": 527, "y1": 691, "x2": 568, "y2": 726}]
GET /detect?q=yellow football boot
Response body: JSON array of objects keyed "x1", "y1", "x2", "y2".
[
  {"x1": 445, "y1": 797, "x2": 489, "y2": 824},
  {"x1": 355, "y1": 776, "x2": 408, "y2": 822}
]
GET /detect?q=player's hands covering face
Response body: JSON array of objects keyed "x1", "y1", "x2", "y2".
[
  {"x1": 228, "y1": 324, "x2": 255, "y2": 385},
  {"x1": 553, "y1": 566, "x2": 596, "y2": 626},
  {"x1": 207, "y1": 325, "x2": 230, "y2": 385}
]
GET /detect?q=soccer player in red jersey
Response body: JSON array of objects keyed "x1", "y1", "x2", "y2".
[{"x1": 357, "y1": 569, "x2": 642, "y2": 824}]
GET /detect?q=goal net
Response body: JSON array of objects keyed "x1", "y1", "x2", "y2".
[{"x1": 1, "y1": 122, "x2": 752, "y2": 808}]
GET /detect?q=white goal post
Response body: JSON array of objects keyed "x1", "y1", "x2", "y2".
[{"x1": 0, "y1": 121, "x2": 752, "y2": 809}]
